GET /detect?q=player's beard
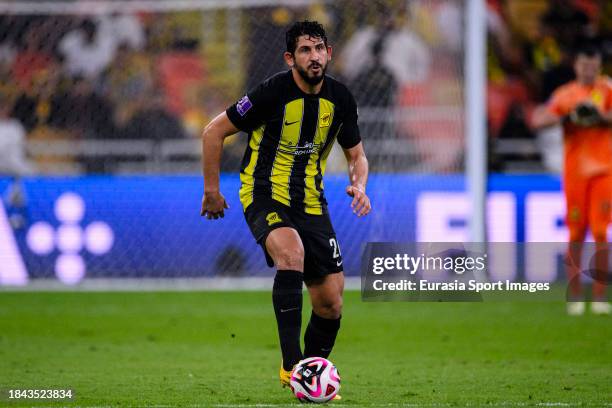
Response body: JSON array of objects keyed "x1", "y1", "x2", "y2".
[{"x1": 295, "y1": 61, "x2": 327, "y2": 85}]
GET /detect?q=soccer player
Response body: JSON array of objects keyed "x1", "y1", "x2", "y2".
[
  {"x1": 200, "y1": 20, "x2": 371, "y2": 395},
  {"x1": 533, "y1": 45, "x2": 612, "y2": 315}
]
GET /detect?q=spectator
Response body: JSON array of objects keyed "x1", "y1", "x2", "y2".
[
  {"x1": 349, "y1": 36, "x2": 397, "y2": 172},
  {"x1": 51, "y1": 76, "x2": 116, "y2": 140},
  {"x1": 11, "y1": 63, "x2": 61, "y2": 132},
  {"x1": 99, "y1": 12, "x2": 145, "y2": 51},
  {"x1": 103, "y1": 45, "x2": 154, "y2": 126},
  {"x1": 0, "y1": 16, "x2": 18, "y2": 66},
  {"x1": 120, "y1": 92, "x2": 186, "y2": 140},
  {"x1": 58, "y1": 18, "x2": 116, "y2": 79},
  {"x1": 245, "y1": 7, "x2": 292, "y2": 90},
  {"x1": 52, "y1": 76, "x2": 117, "y2": 172},
  {"x1": 541, "y1": 0, "x2": 592, "y2": 50},
  {"x1": 0, "y1": 91, "x2": 32, "y2": 231},
  {"x1": 435, "y1": 0, "x2": 463, "y2": 55},
  {"x1": 350, "y1": 36, "x2": 396, "y2": 109},
  {"x1": 0, "y1": 92, "x2": 34, "y2": 176},
  {"x1": 525, "y1": 9, "x2": 577, "y2": 102},
  {"x1": 11, "y1": 26, "x2": 55, "y2": 91},
  {"x1": 351, "y1": 32, "x2": 397, "y2": 149},
  {"x1": 341, "y1": 8, "x2": 431, "y2": 86},
  {"x1": 595, "y1": 1, "x2": 612, "y2": 74}
]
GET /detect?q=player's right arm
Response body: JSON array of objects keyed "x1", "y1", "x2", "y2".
[
  {"x1": 532, "y1": 105, "x2": 563, "y2": 128},
  {"x1": 202, "y1": 77, "x2": 274, "y2": 219},
  {"x1": 201, "y1": 112, "x2": 239, "y2": 220},
  {"x1": 600, "y1": 78, "x2": 612, "y2": 126},
  {"x1": 532, "y1": 88, "x2": 566, "y2": 129}
]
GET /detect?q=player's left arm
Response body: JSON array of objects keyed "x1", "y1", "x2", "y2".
[
  {"x1": 600, "y1": 83, "x2": 612, "y2": 125},
  {"x1": 343, "y1": 142, "x2": 371, "y2": 217}
]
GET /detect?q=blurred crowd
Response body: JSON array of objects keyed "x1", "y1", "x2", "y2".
[
  {"x1": 0, "y1": 1, "x2": 464, "y2": 174},
  {"x1": 0, "y1": 12, "x2": 207, "y2": 173},
  {"x1": 3, "y1": 0, "x2": 606, "y2": 175}
]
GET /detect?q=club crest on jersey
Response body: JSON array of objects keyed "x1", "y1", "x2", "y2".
[
  {"x1": 266, "y1": 212, "x2": 282, "y2": 226},
  {"x1": 320, "y1": 112, "x2": 331, "y2": 127},
  {"x1": 236, "y1": 95, "x2": 253, "y2": 116},
  {"x1": 590, "y1": 90, "x2": 604, "y2": 108}
]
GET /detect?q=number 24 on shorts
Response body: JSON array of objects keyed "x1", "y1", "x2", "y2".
[{"x1": 329, "y1": 237, "x2": 342, "y2": 266}]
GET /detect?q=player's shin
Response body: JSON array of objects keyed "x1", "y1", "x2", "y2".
[
  {"x1": 304, "y1": 311, "x2": 341, "y2": 359},
  {"x1": 272, "y1": 270, "x2": 304, "y2": 370},
  {"x1": 592, "y1": 241, "x2": 608, "y2": 301},
  {"x1": 566, "y1": 241, "x2": 584, "y2": 300}
]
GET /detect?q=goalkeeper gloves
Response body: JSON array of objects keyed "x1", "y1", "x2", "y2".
[{"x1": 567, "y1": 102, "x2": 603, "y2": 127}]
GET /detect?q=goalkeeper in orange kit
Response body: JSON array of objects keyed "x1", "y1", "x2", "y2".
[{"x1": 533, "y1": 45, "x2": 612, "y2": 315}]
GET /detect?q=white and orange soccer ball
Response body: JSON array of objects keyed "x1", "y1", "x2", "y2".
[{"x1": 290, "y1": 357, "x2": 340, "y2": 403}]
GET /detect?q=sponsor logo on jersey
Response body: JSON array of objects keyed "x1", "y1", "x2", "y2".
[
  {"x1": 278, "y1": 142, "x2": 320, "y2": 156},
  {"x1": 266, "y1": 212, "x2": 282, "y2": 226},
  {"x1": 236, "y1": 95, "x2": 253, "y2": 116}
]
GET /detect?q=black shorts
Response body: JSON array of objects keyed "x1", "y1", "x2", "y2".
[{"x1": 244, "y1": 198, "x2": 343, "y2": 282}]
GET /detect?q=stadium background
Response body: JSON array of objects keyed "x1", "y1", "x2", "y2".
[
  {"x1": 0, "y1": 1, "x2": 611, "y2": 406},
  {"x1": 2, "y1": 0, "x2": 610, "y2": 285}
]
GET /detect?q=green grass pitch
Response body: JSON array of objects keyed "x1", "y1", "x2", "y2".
[{"x1": 0, "y1": 291, "x2": 610, "y2": 407}]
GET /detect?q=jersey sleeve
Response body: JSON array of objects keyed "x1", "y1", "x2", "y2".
[
  {"x1": 546, "y1": 88, "x2": 567, "y2": 117},
  {"x1": 226, "y1": 80, "x2": 275, "y2": 132},
  {"x1": 604, "y1": 78, "x2": 612, "y2": 112},
  {"x1": 337, "y1": 90, "x2": 361, "y2": 149}
]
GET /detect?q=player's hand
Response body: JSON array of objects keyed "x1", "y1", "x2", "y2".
[
  {"x1": 569, "y1": 102, "x2": 603, "y2": 127},
  {"x1": 201, "y1": 191, "x2": 229, "y2": 220},
  {"x1": 346, "y1": 185, "x2": 371, "y2": 217}
]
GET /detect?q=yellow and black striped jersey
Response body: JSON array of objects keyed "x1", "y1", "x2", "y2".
[{"x1": 226, "y1": 70, "x2": 361, "y2": 215}]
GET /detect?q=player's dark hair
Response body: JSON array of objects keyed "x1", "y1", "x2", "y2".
[
  {"x1": 575, "y1": 43, "x2": 602, "y2": 59},
  {"x1": 285, "y1": 20, "x2": 328, "y2": 54}
]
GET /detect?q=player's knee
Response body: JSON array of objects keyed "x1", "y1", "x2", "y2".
[
  {"x1": 315, "y1": 297, "x2": 342, "y2": 319},
  {"x1": 568, "y1": 226, "x2": 587, "y2": 242},
  {"x1": 274, "y1": 246, "x2": 305, "y2": 270},
  {"x1": 591, "y1": 227, "x2": 608, "y2": 243}
]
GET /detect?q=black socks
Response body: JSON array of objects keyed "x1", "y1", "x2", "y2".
[
  {"x1": 273, "y1": 270, "x2": 342, "y2": 367},
  {"x1": 272, "y1": 270, "x2": 303, "y2": 371},
  {"x1": 304, "y1": 310, "x2": 341, "y2": 359}
]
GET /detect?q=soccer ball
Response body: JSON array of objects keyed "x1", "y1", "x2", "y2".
[{"x1": 290, "y1": 357, "x2": 340, "y2": 403}]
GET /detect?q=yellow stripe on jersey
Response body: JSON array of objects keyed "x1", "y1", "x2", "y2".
[
  {"x1": 318, "y1": 123, "x2": 343, "y2": 195},
  {"x1": 270, "y1": 98, "x2": 304, "y2": 206},
  {"x1": 304, "y1": 98, "x2": 335, "y2": 215},
  {"x1": 239, "y1": 124, "x2": 266, "y2": 210}
]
